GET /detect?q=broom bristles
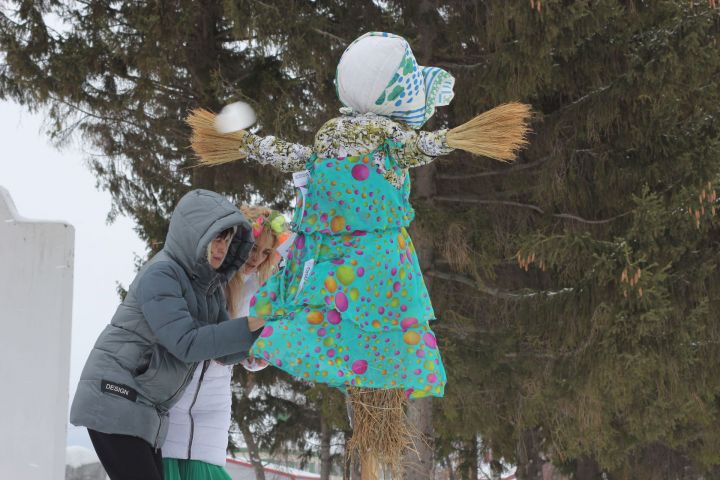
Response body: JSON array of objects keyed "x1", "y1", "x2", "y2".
[
  {"x1": 446, "y1": 102, "x2": 532, "y2": 162},
  {"x1": 186, "y1": 108, "x2": 248, "y2": 166},
  {"x1": 346, "y1": 387, "x2": 416, "y2": 479}
]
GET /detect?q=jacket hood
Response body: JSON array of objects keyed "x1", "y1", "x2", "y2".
[{"x1": 164, "y1": 189, "x2": 253, "y2": 287}]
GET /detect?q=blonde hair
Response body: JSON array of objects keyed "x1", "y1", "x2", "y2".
[{"x1": 225, "y1": 205, "x2": 285, "y2": 318}]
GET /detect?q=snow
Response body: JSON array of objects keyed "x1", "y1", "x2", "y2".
[
  {"x1": 66, "y1": 446, "x2": 100, "y2": 469},
  {"x1": 228, "y1": 457, "x2": 322, "y2": 479},
  {"x1": 263, "y1": 462, "x2": 321, "y2": 478}
]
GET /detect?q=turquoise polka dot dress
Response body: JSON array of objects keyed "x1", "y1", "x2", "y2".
[{"x1": 249, "y1": 141, "x2": 446, "y2": 399}]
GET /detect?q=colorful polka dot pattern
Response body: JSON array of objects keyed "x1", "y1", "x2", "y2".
[
  {"x1": 291, "y1": 142, "x2": 412, "y2": 235},
  {"x1": 250, "y1": 144, "x2": 446, "y2": 398}
]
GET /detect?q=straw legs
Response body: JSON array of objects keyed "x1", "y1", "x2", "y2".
[{"x1": 346, "y1": 388, "x2": 419, "y2": 480}]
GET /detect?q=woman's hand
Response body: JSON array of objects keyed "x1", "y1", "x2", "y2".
[
  {"x1": 240, "y1": 355, "x2": 270, "y2": 372},
  {"x1": 248, "y1": 316, "x2": 266, "y2": 332}
]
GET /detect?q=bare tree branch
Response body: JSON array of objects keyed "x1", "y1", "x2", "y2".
[
  {"x1": 436, "y1": 195, "x2": 631, "y2": 224},
  {"x1": 552, "y1": 211, "x2": 631, "y2": 224},
  {"x1": 426, "y1": 270, "x2": 573, "y2": 300},
  {"x1": 437, "y1": 156, "x2": 550, "y2": 180},
  {"x1": 435, "y1": 60, "x2": 486, "y2": 70},
  {"x1": 312, "y1": 28, "x2": 347, "y2": 44},
  {"x1": 436, "y1": 196, "x2": 545, "y2": 214}
]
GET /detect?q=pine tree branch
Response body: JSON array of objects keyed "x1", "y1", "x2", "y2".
[
  {"x1": 437, "y1": 156, "x2": 549, "y2": 180},
  {"x1": 426, "y1": 270, "x2": 573, "y2": 300},
  {"x1": 81, "y1": 76, "x2": 192, "y2": 104},
  {"x1": 540, "y1": 84, "x2": 615, "y2": 126},
  {"x1": 556, "y1": 84, "x2": 612, "y2": 114},
  {"x1": 434, "y1": 40, "x2": 522, "y2": 69},
  {"x1": 251, "y1": 0, "x2": 281, "y2": 14},
  {"x1": 311, "y1": 28, "x2": 347, "y2": 44},
  {"x1": 117, "y1": 72, "x2": 194, "y2": 99},
  {"x1": 47, "y1": 93, "x2": 149, "y2": 131},
  {"x1": 436, "y1": 195, "x2": 631, "y2": 224}
]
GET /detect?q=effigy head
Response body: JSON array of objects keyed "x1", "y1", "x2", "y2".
[{"x1": 335, "y1": 32, "x2": 455, "y2": 129}]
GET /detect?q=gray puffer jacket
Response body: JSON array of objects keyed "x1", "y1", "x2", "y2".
[{"x1": 70, "y1": 189, "x2": 257, "y2": 448}]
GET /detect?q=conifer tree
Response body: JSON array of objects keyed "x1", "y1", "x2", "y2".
[{"x1": 419, "y1": 1, "x2": 720, "y2": 478}]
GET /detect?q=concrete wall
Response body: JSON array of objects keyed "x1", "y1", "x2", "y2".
[{"x1": 0, "y1": 186, "x2": 74, "y2": 480}]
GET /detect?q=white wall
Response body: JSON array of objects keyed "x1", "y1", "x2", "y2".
[{"x1": 0, "y1": 186, "x2": 74, "y2": 480}]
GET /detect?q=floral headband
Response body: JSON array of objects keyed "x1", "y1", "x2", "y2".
[{"x1": 251, "y1": 210, "x2": 287, "y2": 239}]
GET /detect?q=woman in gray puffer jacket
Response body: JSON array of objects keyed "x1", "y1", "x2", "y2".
[{"x1": 70, "y1": 189, "x2": 263, "y2": 480}]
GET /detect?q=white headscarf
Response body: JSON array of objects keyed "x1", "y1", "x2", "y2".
[{"x1": 335, "y1": 32, "x2": 455, "y2": 129}]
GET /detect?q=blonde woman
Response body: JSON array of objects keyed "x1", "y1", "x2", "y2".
[{"x1": 161, "y1": 205, "x2": 288, "y2": 480}]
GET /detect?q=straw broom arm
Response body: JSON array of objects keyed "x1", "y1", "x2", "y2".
[
  {"x1": 446, "y1": 102, "x2": 532, "y2": 162},
  {"x1": 187, "y1": 108, "x2": 312, "y2": 172}
]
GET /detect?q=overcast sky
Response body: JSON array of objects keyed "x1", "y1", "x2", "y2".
[{"x1": 0, "y1": 100, "x2": 146, "y2": 448}]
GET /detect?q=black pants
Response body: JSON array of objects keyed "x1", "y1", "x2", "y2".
[{"x1": 88, "y1": 429, "x2": 164, "y2": 480}]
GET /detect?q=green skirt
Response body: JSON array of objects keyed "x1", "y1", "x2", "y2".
[{"x1": 162, "y1": 458, "x2": 232, "y2": 480}]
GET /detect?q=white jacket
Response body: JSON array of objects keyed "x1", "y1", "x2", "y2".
[
  {"x1": 162, "y1": 272, "x2": 259, "y2": 466},
  {"x1": 161, "y1": 360, "x2": 233, "y2": 465}
]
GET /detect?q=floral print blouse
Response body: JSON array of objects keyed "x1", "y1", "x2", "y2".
[{"x1": 240, "y1": 110, "x2": 453, "y2": 175}]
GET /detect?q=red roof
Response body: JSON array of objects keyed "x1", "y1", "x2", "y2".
[{"x1": 225, "y1": 457, "x2": 321, "y2": 480}]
